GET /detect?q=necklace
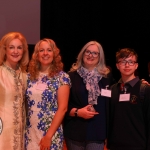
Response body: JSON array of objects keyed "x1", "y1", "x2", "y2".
[
  {"x1": 3, "y1": 63, "x2": 22, "y2": 87},
  {"x1": 3, "y1": 63, "x2": 20, "y2": 76}
]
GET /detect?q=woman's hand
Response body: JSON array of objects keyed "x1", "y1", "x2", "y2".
[
  {"x1": 39, "y1": 135, "x2": 51, "y2": 150},
  {"x1": 141, "y1": 79, "x2": 150, "y2": 85},
  {"x1": 78, "y1": 105, "x2": 99, "y2": 119}
]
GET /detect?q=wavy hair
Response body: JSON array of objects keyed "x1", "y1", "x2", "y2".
[
  {"x1": 70, "y1": 41, "x2": 109, "y2": 76},
  {"x1": 28, "y1": 38, "x2": 63, "y2": 80},
  {"x1": 0, "y1": 32, "x2": 29, "y2": 72}
]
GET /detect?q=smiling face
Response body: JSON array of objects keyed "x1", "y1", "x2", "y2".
[
  {"x1": 38, "y1": 41, "x2": 54, "y2": 70},
  {"x1": 116, "y1": 55, "x2": 138, "y2": 81},
  {"x1": 5, "y1": 38, "x2": 24, "y2": 68},
  {"x1": 83, "y1": 44, "x2": 99, "y2": 70}
]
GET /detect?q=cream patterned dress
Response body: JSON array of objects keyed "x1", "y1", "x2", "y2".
[
  {"x1": 0, "y1": 64, "x2": 27, "y2": 150},
  {"x1": 25, "y1": 71, "x2": 71, "y2": 150}
]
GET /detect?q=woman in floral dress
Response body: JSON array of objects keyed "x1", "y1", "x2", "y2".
[{"x1": 25, "y1": 38, "x2": 71, "y2": 150}]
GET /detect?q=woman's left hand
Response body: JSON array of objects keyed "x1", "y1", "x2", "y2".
[{"x1": 39, "y1": 135, "x2": 51, "y2": 150}]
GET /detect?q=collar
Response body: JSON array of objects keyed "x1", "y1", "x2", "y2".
[{"x1": 118, "y1": 76, "x2": 140, "y2": 87}]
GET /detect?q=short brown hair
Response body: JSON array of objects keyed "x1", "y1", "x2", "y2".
[{"x1": 116, "y1": 48, "x2": 138, "y2": 62}]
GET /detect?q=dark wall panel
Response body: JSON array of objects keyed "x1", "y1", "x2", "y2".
[{"x1": 40, "y1": 1, "x2": 150, "y2": 81}]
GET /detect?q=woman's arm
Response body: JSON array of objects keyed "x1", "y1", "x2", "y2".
[{"x1": 69, "y1": 105, "x2": 99, "y2": 119}]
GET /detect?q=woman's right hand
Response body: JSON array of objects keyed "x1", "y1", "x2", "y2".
[
  {"x1": 39, "y1": 135, "x2": 52, "y2": 150},
  {"x1": 78, "y1": 105, "x2": 99, "y2": 119}
]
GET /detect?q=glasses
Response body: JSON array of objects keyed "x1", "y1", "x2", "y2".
[
  {"x1": 118, "y1": 60, "x2": 137, "y2": 66},
  {"x1": 84, "y1": 50, "x2": 99, "y2": 58}
]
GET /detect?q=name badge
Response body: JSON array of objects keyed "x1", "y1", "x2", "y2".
[
  {"x1": 36, "y1": 82, "x2": 47, "y2": 90},
  {"x1": 0, "y1": 118, "x2": 3, "y2": 135},
  {"x1": 101, "y1": 89, "x2": 111, "y2": 97},
  {"x1": 119, "y1": 93, "x2": 130, "y2": 101}
]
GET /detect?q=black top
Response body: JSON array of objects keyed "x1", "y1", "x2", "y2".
[
  {"x1": 107, "y1": 77, "x2": 150, "y2": 150},
  {"x1": 63, "y1": 71, "x2": 113, "y2": 142}
]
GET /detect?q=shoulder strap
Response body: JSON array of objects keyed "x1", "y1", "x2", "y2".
[{"x1": 140, "y1": 83, "x2": 147, "y2": 101}]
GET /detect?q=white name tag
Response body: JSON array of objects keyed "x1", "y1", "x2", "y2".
[
  {"x1": 36, "y1": 82, "x2": 47, "y2": 90},
  {"x1": 101, "y1": 89, "x2": 111, "y2": 97},
  {"x1": 0, "y1": 118, "x2": 3, "y2": 135},
  {"x1": 119, "y1": 94, "x2": 130, "y2": 101}
]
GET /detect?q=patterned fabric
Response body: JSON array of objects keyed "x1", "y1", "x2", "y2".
[
  {"x1": 77, "y1": 66, "x2": 101, "y2": 105},
  {"x1": 0, "y1": 64, "x2": 27, "y2": 150},
  {"x1": 25, "y1": 71, "x2": 71, "y2": 150}
]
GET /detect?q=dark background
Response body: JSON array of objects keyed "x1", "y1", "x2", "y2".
[{"x1": 34, "y1": 1, "x2": 150, "y2": 81}]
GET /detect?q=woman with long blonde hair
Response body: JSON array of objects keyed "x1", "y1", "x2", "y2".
[
  {"x1": 64, "y1": 41, "x2": 112, "y2": 150},
  {"x1": 0, "y1": 32, "x2": 29, "y2": 150}
]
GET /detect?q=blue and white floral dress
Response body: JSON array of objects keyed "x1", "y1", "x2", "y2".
[{"x1": 25, "y1": 71, "x2": 71, "y2": 150}]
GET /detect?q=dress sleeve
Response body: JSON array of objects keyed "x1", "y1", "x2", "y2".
[{"x1": 58, "y1": 71, "x2": 71, "y2": 88}]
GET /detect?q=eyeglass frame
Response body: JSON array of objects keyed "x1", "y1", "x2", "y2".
[
  {"x1": 117, "y1": 60, "x2": 137, "y2": 66},
  {"x1": 84, "y1": 49, "x2": 100, "y2": 58}
]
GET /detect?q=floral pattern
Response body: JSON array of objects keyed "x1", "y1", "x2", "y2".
[
  {"x1": 77, "y1": 66, "x2": 102, "y2": 105},
  {"x1": 25, "y1": 71, "x2": 71, "y2": 150}
]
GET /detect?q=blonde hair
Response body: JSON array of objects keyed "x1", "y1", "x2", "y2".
[
  {"x1": 0, "y1": 32, "x2": 29, "y2": 72},
  {"x1": 28, "y1": 38, "x2": 63, "y2": 80},
  {"x1": 70, "y1": 41, "x2": 109, "y2": 76}
]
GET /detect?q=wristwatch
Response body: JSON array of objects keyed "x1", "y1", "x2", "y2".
[{"x1": 74, "y1": 108, "x2": 78, "y2": 117}]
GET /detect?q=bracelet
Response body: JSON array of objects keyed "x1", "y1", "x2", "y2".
[{"x1": 74, "y1": 108, "x2": 78, "y2": 117}]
